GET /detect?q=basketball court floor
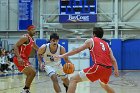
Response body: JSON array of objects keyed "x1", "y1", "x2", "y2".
[{"x1": 0, "y1": 70, "x2": 140, "y2": 93}]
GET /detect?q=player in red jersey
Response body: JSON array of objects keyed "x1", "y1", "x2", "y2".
[
  {"x1": 13, "y1": 25, "x2": 39, "y2": 93},
  {"x1": 55, "y1": 27, "x2": 119, "y2": 93}
]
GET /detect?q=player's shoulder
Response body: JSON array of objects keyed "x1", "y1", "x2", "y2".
[
  {"x1": 20, "y1": 34, "x2": 28, "y2": 38},
  {"x1": 58, "y1": 44, "x2": 64, "y2": 49},
  {"x1": 38, "y1": 44, "x2": 46, "y2": 52},
  {"x1": 38, "y1": 44, "x2": 46, "y2": 54},
  {"x1": 85, "y1": 38, "x2": 93, "y2": 44},
  {"x1": 22, "y1": 34, "x2": 28, "y2": 37},
  {"x1": 58, "y1": 44, "x2": 65, "y2": 52},
  {"x1": 40, "y1": 44, "x2": 47, "y2": 48},
  {"x1": 18, "y1": 34, "x2": 28, "y2": 41}
]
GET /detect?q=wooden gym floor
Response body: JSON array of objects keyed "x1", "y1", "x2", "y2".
[{"x1": 0, "y1": 70, "x2": 140, "y2": 93}]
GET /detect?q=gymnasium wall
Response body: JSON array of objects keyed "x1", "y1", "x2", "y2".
[
  {"x1": 95, "y1": 39, "x2": 140, "y2": 70},
  {"x1": 0, "y1": 37, "x2": 140, "y2": 70},
  {"x1": 34, "y1": 39, "x2": 140, "y2": 70}
]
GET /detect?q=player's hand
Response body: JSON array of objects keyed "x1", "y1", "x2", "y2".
[
  {"x1": 39, "y1": 63, "x2": 45, "y2": 71},
  {"x1": 17, "y1": 57, "x2": 24, "y2": 66},
  {"x1": 114, "y1": 70, "x2": 119, "y2": 77}
]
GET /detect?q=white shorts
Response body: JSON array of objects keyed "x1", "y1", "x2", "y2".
[
  {"x1": 44, "y1": 62, "x2": 67, "y2": 79},
  {"x1": 79, "y1": 70, "x2": 90, "y2": 81}
]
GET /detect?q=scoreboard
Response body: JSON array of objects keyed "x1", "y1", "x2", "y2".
[{"x1": 59, "y1": 0, "x2": 97, "y2": 23}]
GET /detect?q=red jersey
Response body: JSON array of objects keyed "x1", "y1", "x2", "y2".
[
  {"x1": 90, "y1": 37, "x2": 112, "y2": 66},
  {"x1": 18, "y1": 34, "x2": 34, "y2": 58}
]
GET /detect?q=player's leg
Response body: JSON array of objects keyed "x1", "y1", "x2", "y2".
[
  {"x1": 13, "y1": 57, "x2": 36, "y2": 93},
  {"x1": 57, "y1": 63, "x2": 69, "y2": 92},
  {"x1": 61, "y1": 76, "x2": 69, "y2": 92},
  {"x1": 22, "y1": 66, "x2": 36, "y2": 91},
  {"x1": 45, "y1": 65, "x2": 61, "y2": 93},
  {"x1": 50, "y1": 74, "x2": 62, "y2": 93},
  {"x1": 99, "y1": 67, "x2": 114, "y2": 93},
  {"x1": 99, "y1": 81, "x2": 115, "y2": 93},
  {"x1": 67, "y1": 73, "x2": 82, "y2": 93}
]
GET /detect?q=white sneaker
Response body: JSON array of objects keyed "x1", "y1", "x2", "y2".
[
  {"x1": 21, "y1": 89, "x2": 30, "y2": 93},
  {"x1": 3, "y1": 70, "x2": 8, "y2": 73}
]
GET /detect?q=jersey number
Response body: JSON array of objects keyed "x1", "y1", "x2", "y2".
[{"x1": 100, "y1": 42, "x2": 106, "y2": 51}]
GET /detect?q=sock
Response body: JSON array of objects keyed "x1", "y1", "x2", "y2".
[{"x1": 23, "y1": 86, "x2": 29, "y2": 90}]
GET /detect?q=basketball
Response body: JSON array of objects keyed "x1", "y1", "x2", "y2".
[{"x1": 63, "y1": 63, "x2": 75, "y2": 74}]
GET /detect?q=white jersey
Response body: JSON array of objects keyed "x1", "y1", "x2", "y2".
[
  {"x1": 42, "y1": 43, "x2": 68, "y2": 78},
  {"x1": 43, "y1": 43, "x2": 61, "y2": 66}
]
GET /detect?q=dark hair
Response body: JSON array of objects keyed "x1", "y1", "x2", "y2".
[
  {"x1": 93, "y1": 27, "x2": 104, "y2": 38},
  {"x1": 50, "y1": 33, "x2": 59, "y2": 40}
]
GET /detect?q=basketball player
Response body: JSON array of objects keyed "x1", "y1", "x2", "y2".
[
  {"x1": 13, "y1": 25, "x2": 39, "y2": 93},
  {"x1": 55, "y1": 27, "x2": 119, "y2": 93},
  {"x1": 37, "y1": 33, "x2": 72, "y2": 93}
]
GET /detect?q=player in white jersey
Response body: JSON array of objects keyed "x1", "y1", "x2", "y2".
[{"x1": 37, "y1": 33, "x2": 72, "y2": 93}]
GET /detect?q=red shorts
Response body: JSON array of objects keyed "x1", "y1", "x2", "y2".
[
  {"x1": 83, "y1": 64, "x2": 112, "y2": 84},
  {"x1": 13, "y1": 56, "x2": 31, "y2": 72}
]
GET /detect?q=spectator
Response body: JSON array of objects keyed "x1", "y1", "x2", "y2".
[{"x1": 0, "y1": 49, "x2": 9, "y2": 73}]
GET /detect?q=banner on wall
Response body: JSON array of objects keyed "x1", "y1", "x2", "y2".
[
  {"x1": 18, "y1": 0, "x2": 33, "y2": 30},
  {"x1": 59, "y1": 14, "x2": 97, "y2": 23}
]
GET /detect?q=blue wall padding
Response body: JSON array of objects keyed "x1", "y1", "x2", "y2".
[
  {"x1": 122, "y1": 39, "x2": 140, "y2": 70},
  {"x1": 59, "y1": 39, "x2": 68, "y2": 65},
  {"x1": 111, "y1": 39, "x2": 122, "y2": 70},
  {"x1": 36, "y1": 39, "x2": 47, "y2": 47}
]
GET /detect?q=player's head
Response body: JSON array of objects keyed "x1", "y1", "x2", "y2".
[
  {"x1": 93, "y1": 27, "x2": 104, "y2": 38},
  {"x1": 27, "y1": 25, "x2": 36, "y2": 36},
  {"x1": 50, "y1": 33, "x2": 59, "y2": 47}
]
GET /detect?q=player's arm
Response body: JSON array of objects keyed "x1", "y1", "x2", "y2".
[
  {"x1": 13, "y1": 37, "x2": 28, "y2": 65},
  {"x1": 60, "y1": 39, "x2": 92, "y2": 58},
  {"x1": 60, "y1": 46, "x2": 72, "y2": 63},
  {"x1": 32, "y1": 42, "x2": 39, "y2": 51},
  {"x1": 109, "y1": 48, "x2": 119, "y2": 77},
  {"x1": 14, "y1": 37, "x2": 28, "y2": 58},
  {"x1": 37, "y1": 44, "x2": 46, "y2": 66}
]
